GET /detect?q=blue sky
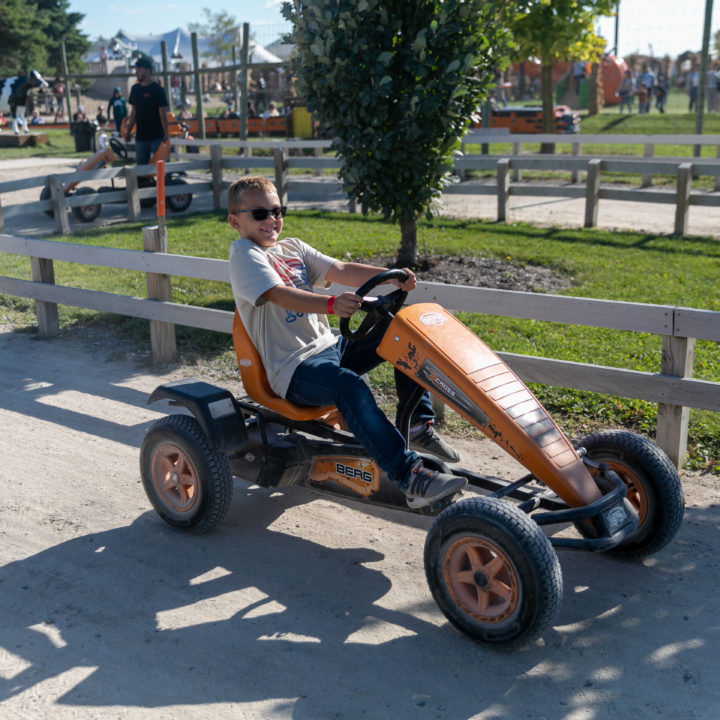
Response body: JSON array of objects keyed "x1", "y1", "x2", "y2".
[{"x1": 69, "y1": 0, "x2": 719, "y2": 58}]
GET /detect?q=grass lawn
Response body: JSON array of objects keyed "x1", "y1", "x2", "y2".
[{"x1": 1, "y1": 210, "x2": 718, "y2": 474}]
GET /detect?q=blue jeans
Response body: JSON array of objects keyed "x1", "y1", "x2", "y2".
[
  {"x1": 135, "y1": 137, "x2": 163, "y2": 166},
  {"x1": 285, "y1": 320, "x2": 435, "y2": 487}
]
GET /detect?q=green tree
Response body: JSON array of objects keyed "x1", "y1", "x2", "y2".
[
  {"x1": 187, "y1": 8, "x2": 241, "y2": 64},
  {"x1": 511, "y1": 0, "x2": 615, "y2": 134},
  {"x1": 283, "y1": 0, "x2": 518, "y2": 266},
  {"x1": 37, "y1": 0, "x2": 90, "y2": 76},
  {"x1": 0, "y1": 0, "x2": 49, "y2": 75}
]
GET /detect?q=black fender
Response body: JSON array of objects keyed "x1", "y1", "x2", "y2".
[{"x1": 147, "y1": 378, "x2": 248, "y2": 453}]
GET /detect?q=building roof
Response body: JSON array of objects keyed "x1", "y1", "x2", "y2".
[{"x1": 86, "y1": 28, "x2": 282, "y2": 66}]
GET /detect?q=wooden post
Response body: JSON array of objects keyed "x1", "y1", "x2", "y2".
[
  {"x1": 48, "y1": 175, "x2": 70, "y2": 234},
  {"x1": 210, "y1": 144, "x2": 223, "y2": 210},
  {"x1": 239, "y1": 23, "x2": 249, "y2": 143},
  {"x1": 0, "y1": 196, "x2": 5, "y2": 233},
  {"x1": 125, "y1": 167, "x2": 141, "y2": 222},
  {"x1": 314, "y1": 145, "x2": 323, "y2": 177},
  {"x1": 496, "y1": 158, "x2": 510, "y2": 222},
  {"x1": 161, "y1": 41, "x2": 171, "y2": 108},
  {"x1": 30, "y1": 256, "x2": 59, "y2": 337},
  {"x1": 232, "y1": 45, "x2": 240, "y2": 115},
  {"x1": 584, "y1": 158, "x2": 602, "y2": 228},
  {"x1": 191, "y1": 32, "x2": 206, "y2": 141},
  {"x1": 274, "y1": 148, "x2": 289, "y2": 206},
  {"x1": 715, "y1": 145, "x2": 720, "y2": 192},
  {"x1": 674, "y1": 163, "x2": 692, "y2": 236},
  {"x1": 641, "y1": 143, "x2": 654, "y2": 188},
  {"x1": 656, "y1": 335, "x2": 695, "y2": 470},
  {"x1": 142, "y1": 225, "x2": 176, "y2": 363},
  {"x1": 571, "y1": 142, "x2": 581, "y2": 184},
  {"x1": 512, "y1": 141, "x2": 522, "y2": 182}
]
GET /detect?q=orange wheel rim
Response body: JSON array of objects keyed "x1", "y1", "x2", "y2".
[
  {"x1": 591, "y1": 461, "x2": 648, "y2": 525},
  {"x1": 151, "y1": 443, "x2": 199, "y2": 513},
  {"x1": 443, "y1": 537, "x2": 519, "y2": 623}
]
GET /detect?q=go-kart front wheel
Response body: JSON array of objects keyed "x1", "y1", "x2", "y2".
[
  {"x1": 425, "y1": 497, "x2": 563, "y2": 650},
  {"x1": 140, "y1": 414, "x2": 233, "y2": 533},
  {"x1": 577, "y1": 430, "x2": 684, "y2": 559}
]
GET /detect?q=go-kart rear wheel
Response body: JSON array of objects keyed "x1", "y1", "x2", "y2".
[
  {"x1": 140, "y1": 414, "x2": 233, "y2": 533},
  {"x1": 166, "y1": 177, "x2": 192, "y2": 212},
  {"x1": 71, "y1": 186, "x2": 102, "y2": 222},
  {"x1": 425, "y1": 497, "x2": 562, "y2": 650},
  {"x1": 577, "y1": 430, "x2": 684, "y2": 559}
]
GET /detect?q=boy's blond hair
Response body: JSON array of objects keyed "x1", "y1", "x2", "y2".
[{"x1": 227, "y1": 176, "x2": 277, "y2": 213}]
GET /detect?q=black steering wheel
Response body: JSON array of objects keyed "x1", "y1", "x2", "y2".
[
  {"x1": 109, "y1": 137, "x2": 128, "y2": 159},
  {"x1": 338, "y1": 269, "x2": 409, "y2": 341}
]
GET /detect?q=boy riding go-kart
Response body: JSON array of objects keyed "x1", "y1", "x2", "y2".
[{"x1": 140, "y1": 177, "x2": 684, "y2": 650}]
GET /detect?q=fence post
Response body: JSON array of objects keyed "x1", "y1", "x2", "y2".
[
  {"x1": 512, "y1": 142, "x2": 521, "y2": 182},
  {"x1": 126, "y1": 168, "x2": 141, "y2": 222},
  {"x1": 497, "y1": 158, "x2": 510, "y2": 222},
  {"x1": 641, "y1": 143, "x2": 654, "y2": 188},
  {"x1": 656, "y1": 334, "x2": 695, "y2": 470},
  {"x1": 715, "y1": 145, "x2": 720, "y2": 192},
  {"x1": 142, "y1": 225, "x2": 176, "y2": 363},
  {"x1": 211, "y1": 144, "x2": 223, "y2": 211},
  {"x1": 571, "y1": 142, "x2": 581, "y2": 184},
  {"x1": 30, "y1": 256, "x2": 60, "y2": 337},
  {"x1": 0, "y1": 196, "x2": 5, "y2": 233},
  {"x1": 314, "y1": 145, "x2": 323, "y2": 177},
  {"x1": 49, "y1": 175, "x2": 70, "y2": 235},
  {"x1": 274, "y1": 148, "x2": 289, "y2": 206},
  {"x1": 674, "y1": 163, "x2": 692, "y2": 236},
  {"x1": 584, "y1": 158, "x2": 602, "y2": 228}
]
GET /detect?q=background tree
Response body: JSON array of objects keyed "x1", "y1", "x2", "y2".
[
  {"x1": 0, "y1": 0, "x2": 49, "y2": 75},
  {"x1": 282, "y1": 0, "x2": 520, "y2": 266},
  {"x1": 0, "y1": 0, "x2": 88, "y2": 77},
  {"x1": 511, "y1": 0, "x2": 615, "y2": 135},
  {"x1": 187, "y1": 8, "x2": 241, "y2": 65}
]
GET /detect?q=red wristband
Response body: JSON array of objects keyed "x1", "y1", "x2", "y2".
[{"x1": 327, "y1": 296, "x2": 336, "y2": 315}]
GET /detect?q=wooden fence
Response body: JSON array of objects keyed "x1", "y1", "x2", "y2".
[
  {"x1": 1, "y1": 230, "x2": 718, "y2": 471},
  {"x1": 2, "y1": 132, "x2": 720, "y2": 236}
]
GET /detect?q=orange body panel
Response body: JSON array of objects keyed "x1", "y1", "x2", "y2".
[
  {"x1": 377, "y1": 304, "x2": 601, "y2": 508},
  {"x1": 65, "y1": 146, "x2": 117, "y2": 193},
  {"x1": 308, "y1": 457, "x2": 381, "y2": 497}
]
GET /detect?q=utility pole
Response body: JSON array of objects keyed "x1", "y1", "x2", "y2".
[
  {"x1": 614, "y1": 1, "x2": 620, "y2": 56},
  {"x1": 694, "y1": 0, "x2": 714, "y2": 156}
]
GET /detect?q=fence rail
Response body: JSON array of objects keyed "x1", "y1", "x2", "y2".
[
  {"x1": 1, "y1": 231, "x2": 718, "y2": 471},
  {"x1": 2, "y1": 133, "x2": 720, "y2": 236}
]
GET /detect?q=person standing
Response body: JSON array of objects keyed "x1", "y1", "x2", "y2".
[
  {"x1": 686, "y1": 65, "x2": 700, "y2": 111},
  {"x1": 107, "y1": 87, "x2": 127, "y2": 133},
  {"x1": 124, "y1": 57, "x2": 169, "y2": 165},
  {"x1": 617, "y1": 70, "x2": 635, "y2": 114}
]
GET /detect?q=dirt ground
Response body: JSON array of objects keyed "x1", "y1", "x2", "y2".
[{"x1": 1, "y1": 156, "x2": 720, "y2": 718}]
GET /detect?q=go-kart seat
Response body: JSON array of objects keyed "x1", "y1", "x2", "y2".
[{"x1": 232, "y1": 309, "x2": 339, "y2": 422}]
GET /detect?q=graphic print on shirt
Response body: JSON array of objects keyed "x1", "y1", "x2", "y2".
[{"x1": 269, "y1": 254, "x2": 309, "y2": 323}]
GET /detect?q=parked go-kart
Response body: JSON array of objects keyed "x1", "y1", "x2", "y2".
[
  {"x1": 140, "y1": 270, "x2": 685, "y2": 649},
  {"x1": 40, "y1": 124, "x2": 193, "y2": 223}
]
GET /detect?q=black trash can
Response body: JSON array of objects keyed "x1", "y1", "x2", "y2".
[{"x1": 70, "y1": 121, "x2": 97, "y2": 152}]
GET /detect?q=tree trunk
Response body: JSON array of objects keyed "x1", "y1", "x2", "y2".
[
  {"x1": 588, "y1": 62, "x2": 603, "y2": 116},
  {"x1": 397, "y1": 217, "x2": 418, "y2": 268},
  {"x1": 540, "y1": 60, "x2": 555, "y2": 154}
]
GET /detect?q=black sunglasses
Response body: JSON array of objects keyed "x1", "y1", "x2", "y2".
[{"x1": 233, "y1": 206, "x2": 287, "y2": 221}]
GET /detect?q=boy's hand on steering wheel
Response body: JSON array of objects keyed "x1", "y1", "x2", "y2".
[
  {"x1": 392, "y1": 267, "x2": 417, "y2": 291},
  {"x1": 333, "y1": 292, "x2": 363, "y2": 318}
]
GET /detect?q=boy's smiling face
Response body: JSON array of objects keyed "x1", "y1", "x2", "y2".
[{"x1": 228, "y1": 189, "x2": 284, "y2": 248}]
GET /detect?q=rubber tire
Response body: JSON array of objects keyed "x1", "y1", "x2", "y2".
[
  {"x1": 166, "y1": 177, "x2": 192, "y2": 212},
  {"x1": 576, "y1": 430, "x2": 684, "y2": 559},
  {"x1": 140, "y1": 414, "x2": 233, "y2": 534},
  {"x1": 40, "y1": 185, "x2": 59, "y2": 217},
  {"x1": 71, "y1": 186, "x2": 102, "y2": 222},
  {"x1": 425, "y1": 497, "x2": 563, "y2": 650}
]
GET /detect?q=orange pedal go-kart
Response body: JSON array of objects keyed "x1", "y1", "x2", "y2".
[
  {"x1": 40, "y1": 127, "x2": 192, "y2": 223},
  {"x1": 140, "y1": 270, "x2": 685, "y2": 649}
]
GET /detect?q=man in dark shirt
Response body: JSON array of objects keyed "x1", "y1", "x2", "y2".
[{"x1": 124, "y1": 57, "x2": 169, "y2": 165}]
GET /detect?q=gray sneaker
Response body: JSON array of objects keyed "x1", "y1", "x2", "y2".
[
  {"x1": 404, "y1": 460, "x2": 467, "y2": 510},
  {"x1": 409, "y1": 421, "x2": 461, "y2": 463}
]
